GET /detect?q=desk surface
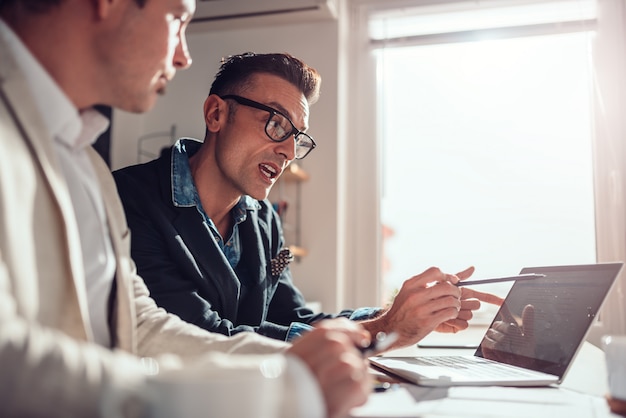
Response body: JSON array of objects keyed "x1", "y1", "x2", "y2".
[{"x1": 351, "y1": 326, "x2": 619, "y2": 417}]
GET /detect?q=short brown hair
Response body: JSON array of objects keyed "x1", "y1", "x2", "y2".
[{"x1": 209, "y1": 52, "x2": 321, "y2": 105}]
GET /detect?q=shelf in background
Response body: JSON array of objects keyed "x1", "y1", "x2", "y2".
[
  {"x1": 282, "y1": 164, "x2": 309, "y2": 182},
  {"x1": 272, "y1": 164, "x2": 310, "y2": 259},
  {"x1": 288, "y1": 245, "x2": 309, "y2": 258}
]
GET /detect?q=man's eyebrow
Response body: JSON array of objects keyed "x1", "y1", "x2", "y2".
[
  {"x1": 266, "y1": 101, "x2": 291, "y2": 118},
  {"x1": 267, "y1": 101, "x2": 309, "y2": 132}
]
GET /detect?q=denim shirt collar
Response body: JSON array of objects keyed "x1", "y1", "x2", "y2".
[{"x1": 170, "y1": 138, "x2": 259, "y2": 224}]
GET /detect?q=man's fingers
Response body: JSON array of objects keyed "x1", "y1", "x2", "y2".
[
  {"x1": 460, "y1": 298, "x2": 481, "y2": 311},
  {"x1": 461, "y1": 287, "x2": 504, "y2": 306},
  {"x1": 456, "y1": 308, "x2": 474, "y2": 321},
  {"x1": 406, "y1": 266, "x2": 475, "y2": 289},
  {"x1": 407, "y1": 266, "x2": 465, "y2": 288},
  {"x1": 440, "y1": 317, "x2": 470, "y2": 332},
  {"x1": 455, "y1": 266, "x2": 475, "y2": 280}
]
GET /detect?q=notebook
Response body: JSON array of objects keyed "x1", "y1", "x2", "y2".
[{"x1": 369, "y1": 262, "x2": 623, "y2": 387}]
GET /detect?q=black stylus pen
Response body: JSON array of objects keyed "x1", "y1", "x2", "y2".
[{"x1": 455, "y1": 273, "x2": 546, "y2": 287}]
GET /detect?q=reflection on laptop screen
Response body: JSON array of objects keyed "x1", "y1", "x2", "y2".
[{"x1": 475, "y1": 263, "x2": 622, "y2": 379}]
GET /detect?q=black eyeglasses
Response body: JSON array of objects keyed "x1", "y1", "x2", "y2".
[{"x1": 220, "y1": 94, "x2": 316, "y2": 159}]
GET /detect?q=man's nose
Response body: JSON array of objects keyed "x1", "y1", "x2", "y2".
[{"x1": 174, "y1": 34, "x2": 192, "y2": 70}]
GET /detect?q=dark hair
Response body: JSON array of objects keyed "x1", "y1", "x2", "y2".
[
  {"x1": 0, "y1": 0, "x2": 61, "y2": 13},
  {"x1": 0, "y1": 0, "x2": 146, "y2": 14},
  {"x1": 209, "y1": 52, "x2": 321, "y2": 105}
]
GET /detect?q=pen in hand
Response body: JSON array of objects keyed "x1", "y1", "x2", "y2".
[
  {"x1": 455, "y1": 273, "x2": 546, "y2": 287},
  {"x1": 359, "y1": 331, "x2": 399, "y2": 357}
]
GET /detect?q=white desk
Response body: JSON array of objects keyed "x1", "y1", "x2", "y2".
[{"x1": 351, "y1": 327, "x2": 620, "y2": 418}]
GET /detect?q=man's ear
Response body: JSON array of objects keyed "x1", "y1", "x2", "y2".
[{"x1": 203, "y1": 94, "x2": 227, "y2": 133}]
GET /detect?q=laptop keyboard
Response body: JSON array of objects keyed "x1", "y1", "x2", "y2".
[{"x1": 407, "y1": 356, "x2": 536, "y2": 378}]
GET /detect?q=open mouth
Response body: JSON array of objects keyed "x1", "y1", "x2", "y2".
[{"x1": 259, "y1": 163, "x2": 279, "y2": 180}]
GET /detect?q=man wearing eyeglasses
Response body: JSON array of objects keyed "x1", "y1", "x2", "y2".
[{"x1": 114, "y1": 52, "x2": 497, "y2": 352}]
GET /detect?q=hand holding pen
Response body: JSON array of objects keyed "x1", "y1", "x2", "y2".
[
  {"x1": 359, "y1": 331, "x2": 399, "y2": 357},
  {"x1": 455, "y1": 273, "x2": 545, "y2": 287},
  {"x1": 434, "y1": 269, "x2": 532, "y2": 334}
]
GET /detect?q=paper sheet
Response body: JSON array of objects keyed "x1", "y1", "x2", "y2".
[{"x1": 350, "y1": 384, "x2": 608, "y2": 418}]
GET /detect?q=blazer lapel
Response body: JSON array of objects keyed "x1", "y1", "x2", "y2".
[
  {"x1": 233, "y1": 208, "x2": 274, "y2": 324},
  {"x1": 0, "y1": 35, "x2": 90, "y2": 340},
  {"x1": 238, "y1": 209, "x2": 269, "y2": 287},
  {"x1": 171, "y1": 211, "x2": 241, "y2": 320},
  {"x1": 88, "y1": 149, "x2": 137, "y2": 352}
]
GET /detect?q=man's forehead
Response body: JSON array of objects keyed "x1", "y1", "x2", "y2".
[{"x1": 248, "y1": 74, "x2": 310, "y2": 124}]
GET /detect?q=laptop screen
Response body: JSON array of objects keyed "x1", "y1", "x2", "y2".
[{"x1": 474, "y1": 263, "x2": 622, "y2": 379}]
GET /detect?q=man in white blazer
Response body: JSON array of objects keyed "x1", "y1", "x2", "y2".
[{"x1": 0, "y1": 0, "x2": 371, "y2": 417}]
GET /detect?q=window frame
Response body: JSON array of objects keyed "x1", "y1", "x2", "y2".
[{"x1": 343, "y1": 0, "x2": 626, "y2": 343}]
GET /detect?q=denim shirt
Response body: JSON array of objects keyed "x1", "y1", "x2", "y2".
[
  {"x1": 170, "y1": 138, "x2": 381, "y2": 341},
  {"x1": 286, "y1": 307, "x2": 382, "y2": 341},
  {"x1": 171, "y1": 138, "x2": 258, "y2": 269}
]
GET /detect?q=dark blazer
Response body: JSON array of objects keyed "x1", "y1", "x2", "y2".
[{"x1": 113, "y1": 144, "x2": 348, "y2": 340}]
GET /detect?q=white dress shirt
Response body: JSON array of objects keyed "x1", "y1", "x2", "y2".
[{"x1": 0, "y1": 20, "x2": 115, "y2": 347}]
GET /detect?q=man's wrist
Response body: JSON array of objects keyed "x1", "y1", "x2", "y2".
[
  {"x1": 359, "y1": 308, "x2": 390, "y2": 337},
  {"x1": 286, "y1": 322, "x2": 314, "y2": 342}
]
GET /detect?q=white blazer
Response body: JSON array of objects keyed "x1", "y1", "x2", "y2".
[{"x1": 0, "y1": 28, "x2": 292, "y2": 418}]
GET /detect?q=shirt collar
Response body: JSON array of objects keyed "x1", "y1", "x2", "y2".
[
  {"x1": 233, "y1": 195, "x2": 258, "y2": 223},
  {"x1": 0, "y1": 20, "x2": 109, "y2": 150},
  {"x1": 171, "y1": 138, "x2": 260, "y2": 215}
]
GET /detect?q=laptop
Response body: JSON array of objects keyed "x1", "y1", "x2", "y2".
[{"x1": 370, "y1": 262, "x2": 623, "y2": 387}]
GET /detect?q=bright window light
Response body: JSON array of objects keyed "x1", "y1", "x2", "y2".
[
  {"x1": 370, "y1": 0, "x2": 596, "y2": 40},
  {"x1": 378, "y1": 31, "x2": 597, "y2": 313}
]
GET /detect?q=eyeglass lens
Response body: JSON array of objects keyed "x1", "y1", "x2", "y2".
[{"x1": 266, "y1": 114, "x2": 314, "y2": 159}]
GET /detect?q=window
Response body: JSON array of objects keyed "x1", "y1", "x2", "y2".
[
  {"x1": 378, "y1": 29, "x2": 596, "y2": 318},
  {"x1": 374, "y1": 1, "x2": 597, "y2": 308},
  {"x1": 345, "y1": 0, "x2": 626, "y2": 339}
]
